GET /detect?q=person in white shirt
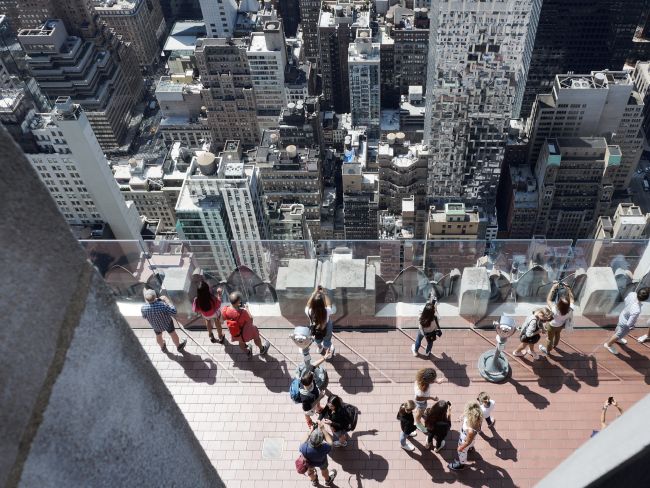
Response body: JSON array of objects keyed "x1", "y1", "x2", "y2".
[
  {"x1": 477, "y1": 392, "x2": 496, "y2": 428},
  {"x1": 604, "y1": 288, "x2": 649, "y2": 355},
  {"x1": 305, "y1": 286, "x2": 335, "y2": 357},
  {"x1": 539, "y1": 282, "x2": 574, "y2": 356}
]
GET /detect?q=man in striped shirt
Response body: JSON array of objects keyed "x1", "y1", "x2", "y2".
[{"x1": 141, "y1": 289, "x2": 187, "y2": 353}]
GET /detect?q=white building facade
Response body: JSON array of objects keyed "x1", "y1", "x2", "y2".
[
  {"x1": 199, "y1": 0, "x2": 238, "y2": 38},
  {"x1": 348, "y1": 29, "x2": 381, "y2": 137}
]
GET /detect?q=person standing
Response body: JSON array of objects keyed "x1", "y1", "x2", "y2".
[
  {"x1": 413, "y1": 368, "x2": 440, "y2": 432},
  {"x1": 604, "y1": 288, "x2": 649, "y2": 355},
  {"x1": 411, "y1": 300, "x2": 441, "y2": 357},
  {"x1": 396, "y1": 400, "x2": 418, "y2": 451},
  {"x1": 477, "y1": 392, "x2": 496, "y2": 428},
  {"x1": 513, "y1": 307, "x2": 551, "y2": 360},
  {"x1": 221, "y1": 291, "x2": 270, "y2": 357},
  {"x1": 305, "y1": 286, "x2": 335, "y2": 357},
  {"x1": 424, "y1": 400, "x2": 452, "y2": 452},
  {"x1": 298, "y1": 424, "x2": 338, "y2": 486},
  {"x1": 319, "y1": 395, "x2": 352, "y2": 447},
  {"x1": 539, "y1": 282, "x2": 574, "y2": 356},
  {"x1": 141, "y1": 289, "x2": 187, "y2": 353},
  {"x1": 592, "y1": 397, "x2": 624, "y2": 437},
  {"x1": 192, "y1": 280, "x2": 225, "y2": 344},
  {"x1": 448, "y1": 401, "x2": 483, "y2": 471}
]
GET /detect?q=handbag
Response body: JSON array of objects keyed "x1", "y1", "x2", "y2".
[{"x1": 295, "y1": 453, "x2": 310, "y2": 474}]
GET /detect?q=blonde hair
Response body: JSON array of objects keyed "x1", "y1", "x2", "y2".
[
  {"x1": 477, "y1": 392, "x2": 490, "y2": 404},
  {"x1": 415, "y1": 368, "x2": 437, "y2": 392},
  {"x1": 535, "y1": 306, "x2": 552, "y2": 321},
  {"x1": 400, "y1": 400, "x2": 416, "y2": 413},
  {"x1": 464, "y1": 401, "x2": 483, "y2": 430}
]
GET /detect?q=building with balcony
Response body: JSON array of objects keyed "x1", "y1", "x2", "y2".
[
  {"x1": 93, "y1": 0, "x2": 166, "y2": 68},
  {"x1": 348, "y1": 29, "x2": 380, "y2": 137},
  {"x1": 527, "y1": 71, "x2": 645, "y2": 192}
]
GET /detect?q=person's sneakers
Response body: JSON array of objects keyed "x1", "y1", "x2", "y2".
[
  {"x1": 209, "y1": 333, "x2": 217, "y2": 344},
  {"x1": 616, "y1": 337, "x2": 628, "y2": 345},
  {"x1": 426, "y1": 350, "x2": 433, "y2": 357},
  {"x1": 327, "y1": 346, "x2": 336, "y2": 357},
  {"x1": 416, "y1": 423, "x2": 427, "y2": 433},
  {"x1": 311, "y1": 478, "x2": 318, "y2": 487},
  {"x1": 434, "y1": 440, "x2": 446, "y2": 453},
  {"x1": 401, "y1": 442, "x2": 416, "y2": 451},
  {"x1": 325, "y1": 469, "x2": 337, "y2": 486},
  {"x1": 604, "y1": 343, "x2": 618, "y2": 355},
  {"x1": 448, "y1": 460, "x2": 467, "y2": 471},
  {"x1": 260, "y1": 340, "x2": 270, "y2": 355},
  {"x1": 512, "y1": 350, "x2": 525, "y2": 357},
  {"x1": 538, "y1": 345, "x2": 548, "y2": 355},
  {"x1": 217, "y1": 335, "x2": 225, "y2": 344},
  {"x1": 177, "y1": 339, "x2": 187, "y2": 352},
  {"x1": 161, "y1": 341, "x2": 168, "y2": 353},
  {"x1": 638, "y1": 334, "x2": 648, "y2": 343},
  {"x1": 408, "y1": 431, "x2": 417, "y2": 438},
  {"x1": 411, "y1": 343, "x2": 418, "y2": 357},
  {"x1": 246, "y1": 345, "x2": 253, "y2": 357}
]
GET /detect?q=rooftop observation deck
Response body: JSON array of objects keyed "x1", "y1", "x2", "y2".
[{"x1": 83, "y1": 238, "x2": 650, "y2": 487}]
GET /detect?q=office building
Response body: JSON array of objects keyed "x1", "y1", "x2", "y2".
[
  {"x1": 93, "y1": 0, "x2": 166, "y2": 69},
  {"x1": 267, "y1": 202, "x2": 310, "y2": 240},
  {"x1": 499, "y1": 165, "x2": 539, "y2": 239},
  {"x1": 25, "y1": 97, "x2": 142, "y2": 240},
  {"x1": 159, "y1": 0, "x2": 202, "y2": 23},
  {"x1": 18, "y1": 20, "x2": 141, "y2": 149},
  {"x1": 426, "y1": 203, "x2": 480, "y2": 240},
  {"x1": 534, "y1": 137, "x2": 619, "y2": 239},
  {"x1": 278, "y1": 97, "x2": 323, "y2": 148},
  {"x1": 298, "y1": 0, "x2": 321, "y2": 64},
  {"x1": 199, "y1": 0, "x2": 237, "y2": 38},
  {"x1": 318, "y1": 2, "x2": 369, "y2": 112},
  {"x1": 342, "y1": 131, "x2": 378, "y2": 239},
  {"x1": 195, "y1": 37, "x2": 260, "y2": 150},
  {"x1": 348, "y1": 29, "x2": 380, "y2": 136},
  {"x1": 521, "y1": 0, "x2": 649, "y2": 118},
  {"x1": 424, "y1": 0, "x2": 541, "y2": 216},
  {"x1": 594, "y1": 203, "x2": 650, "y2": 240},
  {"x1": 526, "y1": 71, "x2": 644, "y2": 191},
  {"x1": 632, "y1": 61, "x2": 650, "y2": 141},
  {"x1": 276, "y1": 0, "x2": 300, "y2": 37},
  {"x1": 247, "y1": 20, "x2": 287, "y2": 130},
  {"x1": 175, "y1": 140, "x2": 269, "y2": 280}
]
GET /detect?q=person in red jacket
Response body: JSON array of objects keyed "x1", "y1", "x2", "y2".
[{"x1": 221, "y1": 291, "x2": 270, "y2": 357}]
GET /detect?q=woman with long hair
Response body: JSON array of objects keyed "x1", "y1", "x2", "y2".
[
  {"x1": 424, "y1": 400, "x2": 452, "y2": 452},
  {"x1": 448, "y1": 401, "x2": 483, "y2": 471},
  {"x1": 396, "y1": 400, "x2": 418, "y2": 451},
  {"x1": 539, "y1": 282, "x2": 574, "y2": 356},
  {"x1": 513, "y1": 307, "x2": 551, "y2": 360},
  {"x1": 192, "y1": 280, "x2": 224, "y2": 343},
  {"x1": 412, "y1": 300, "x2": 441, "y2": 357},
  {"x1": 413, "y1": 367, "x2": 440, "y2": 432},
  {"x1": 305, "y1": 285, "x2": 335, "y2": 357}
]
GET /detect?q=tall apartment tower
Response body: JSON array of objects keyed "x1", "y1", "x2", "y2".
[
  {"x1": 175, "y1": 140, "x2": 269, "y2": 281},
  {"x1": 195, "y1": 37, "x2": 260, "y2": 150},
  {"x1": 199, "y1": 0, "x2": 238, "y2": 38},
  {"x1": 18, "y1": 20, "x2": 140, "y2": 149},
  {"x1": 318, "y1": 2, "x2": 369, "y2": 112},
  {"x1": 526, "y1": 71, "x2": 645, "y2": 191},
  {"x1": 424, "y1": 0, "x2": 541, "y2": 216},
  {"x1": 533, "y1": 137, "x2": 619, "y2": 239},
  {"x1": 388, "y1": 6, "x2": 430, "y2": 96},
  {"x1": 521, "y1": 0, "x2": 649, "y2": 118},
  {"x1": 247, "y1": 20, "x2": 288, "y2": 130},
  {"x1": 348, "y1": 29, "x2": 380, "y2": 136},
  {"x1": 342, "y1": 131, "x2": 378, "y2": 239},
  {"x1": 25, "y1": 97, "x2": 143, "y2": 240},
  {"x1": 298, "y1": 0, "x2": 321, "y2": 64},
  {"x1": 92, "y1": 0, "x2": 166, "y2": 69},
  {"x1": 276, "y1": 0, "x2": 300, "y2": 37}
]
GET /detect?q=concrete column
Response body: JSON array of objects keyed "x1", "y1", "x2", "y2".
[
  {"x1": 581, "y1": 267, "x2": 619, "y2": 316},
  {"x1": 458, "y1": 267, "x2": 490, "y2": 319},
  {"x1": 0, "y1": 127, "x2": 223, "y2": 487}
]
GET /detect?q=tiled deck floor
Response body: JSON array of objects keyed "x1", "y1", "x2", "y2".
[{"x1": 131, "y1": 324, "x2": 650, "y2": 487}]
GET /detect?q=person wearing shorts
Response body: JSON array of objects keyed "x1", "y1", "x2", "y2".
[
  {"x1": 141, "y1": 289, "x2": 186, "y2": 353},
  {"x1": 605, "y1": 288, "x2": 649, "y2": 355},
  {"x1": 298, "y1": 425, "x2": 337, "y2": 486}
]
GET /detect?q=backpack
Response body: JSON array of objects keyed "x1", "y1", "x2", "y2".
[
  {"x1": 290, "y1": 378, "x2": 302, "y2": 403},
  {"x1": 519, "y1": 316, "x2": 540, "y2": 341},
  {"x1": 222, "y1": 306, "x2": 248, "y2": 337},
  {"x1": 295, "y1": 453, "x2": 309, "y2": 474},
  {"x1": 343, "y1": 403, "x2": 359, "y2": 431}
]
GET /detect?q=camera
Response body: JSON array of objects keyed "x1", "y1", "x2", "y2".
[{"x1": 607, "y1": 396, "x2": 614, "y2": 405}]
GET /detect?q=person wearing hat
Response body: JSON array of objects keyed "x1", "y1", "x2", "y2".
[
  {"x1": 298, "y1": 423, "x2": 338, "y2": 486},
  {"x1": 141, "y1": 289, "x2": 187, "y2": 353}
]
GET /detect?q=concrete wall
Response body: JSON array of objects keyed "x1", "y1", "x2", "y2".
[{"x1": 0, "y1": 126, "x2": 223, "y2": 487}]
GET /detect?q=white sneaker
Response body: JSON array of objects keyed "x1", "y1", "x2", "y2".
[
  {"x1": 411, "y1": 344, "x2": 418, "y2": 357},
  {"x1": 638, "y1": 334, "x2": 648, "y2": 343},
  {"x1": 604, "y1": 343, "x2": 618, "y2": 355},
  {"x1": 616, "y1": 338, "x2": 628, "y2": 345},
  {"x1": 434, "y1": 440, "x2": 446, "y2": 453},
  {"x1": 512, "y1": 350, "x2": 525, "y2": 357},
  {"x1": 538, "y1": 345, "x2": 548, "y2": 355},
  {"x1": 401, "y1": 442, "x2": 415, "y2": 451},
  {"x1": 408, "y1": 431, "x2": 417, "y2": 438}
]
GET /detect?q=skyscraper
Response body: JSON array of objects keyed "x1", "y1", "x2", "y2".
[
  {"x1": 348, "y1": 29, "x2": 380, "y2": 136},
  {"x1": 298, "y1": 0, "x2": 321, "y2": 64},
  {"x1": 195, "y1": 37, "x2": 260, "y2": 149},
  {"x1": 424, "y1": 0, "x2": 541, "y2": 216},
  {"x1": 199, "y1": 0, "x2": 238, "y2": 38}
]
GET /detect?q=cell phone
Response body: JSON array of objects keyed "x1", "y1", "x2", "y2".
[{"x1": 607, "y1": 396, "x2": 614, "y2": 405}]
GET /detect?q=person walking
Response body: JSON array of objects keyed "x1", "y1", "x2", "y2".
[
  {"x1": 396, "y1": 400, "x2": 418, "y2": 451},
  {"x1": 448, "y1": 401, "x2": 483, "y2": 471},
  {"x1": 604, "y1": 288, "x2": 649, "y2": 355},
  {"x1": 221, "y1": 291, "x2": 270, "y2": 357},
  {"x1": 305, "y1": 286, "x2": 335, "y2": 357},
  {"x1": 411, "y1": 299, "x2": 441, "y2": 357},
  {"x1": 192, "y1": 280, "x2": 225, "y2": 344},
  {"x1": 513, "y1": 307, "x2": 551, "y2": 360},
  {"x1": 414, "y1": 368, "x2": 440, "y2": 432},
  {"x1": 298, "y1": 424, "x2": 338, "y2": 486},
  {"x1": 424, "y1": 400, "x2": 452, "y2": 452},
  {"x1": 477, "y1": 392, "x2": 496, "y2": 428},
  {"x1": 141, "y1": 289, "x2": 187, "y2": 353},
  {"x1": 539, "y1": 282, "x2": 574, "y2": 356}
]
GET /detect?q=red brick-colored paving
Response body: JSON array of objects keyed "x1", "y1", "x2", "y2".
[{"x1": 130, "y1": 323, "x2": 650, "y2": 487}]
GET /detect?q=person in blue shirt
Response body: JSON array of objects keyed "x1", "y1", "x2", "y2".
[
  {"x1": 141, "y1": 289, "x2": 186, "y2": 353},
  {"x1": 298, "y1": 423, "x2": 338, "y2": 486}
]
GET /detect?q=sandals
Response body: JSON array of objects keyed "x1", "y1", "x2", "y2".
[{"x1": 209, "y1": 333, "x2": 226, "y2": 344}]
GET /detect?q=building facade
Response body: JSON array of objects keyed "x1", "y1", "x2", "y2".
[
  {"x1": 348, "y1": 29, "x2": 380, "y2": 136},
  {"x1": 199, "y1": 0, "x2": 238, "y2": 38}
]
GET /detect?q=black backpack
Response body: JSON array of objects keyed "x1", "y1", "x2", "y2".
[
  {"x1": 343, "y1": 403, "x2": 359, "y2": 431},
  {"x1": 519, "y1": 316, "x2": 540, "y2": 341}
]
